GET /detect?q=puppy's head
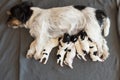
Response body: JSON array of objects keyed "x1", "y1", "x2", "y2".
[{"x1": 7, "y1": 2, "x2": 33, "y2": 28}]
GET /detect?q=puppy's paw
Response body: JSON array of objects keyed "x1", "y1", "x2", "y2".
[
  {"x1": 64, "y1": 61, "x2": 73, "y2": 69},
  {"x1": 40, "y1": 52, "x2": 49, "y2": 64},
  {"x1": 77, "y1": 54, "x2": 87, "y2": 61},
  {"x1": 91, "y1": 56, "x2": 104, "y2": 62},
  {"x1": 57, "y1": 54, "x2": 64, "y2": 67}
]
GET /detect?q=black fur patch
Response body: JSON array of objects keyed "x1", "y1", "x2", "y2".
[
  {"x1": 64, "y1": 48, "x2": 67, "y2": 51},
  {"x1": 78, "y1": 30, "x2": 87, "y2": 40},
  {"x1": 82, "y1": 50, "x2": 87, "y2": 54},
  {"x1": 88, "y1": 38, "x2": 92, "y2": 42},
  {"x1": 57, "y1": 54, "x2": 61, "y2": 59},
  {"x1": 100, "y1": 55, "x2": 103, "y2": 59},
  {"x1": 68, "y1": 49, "x2": 71, "y2": 52},
  {"x1": 43, "y1": 49, "x2": 46, "y2": 51},
  {"x1": 71, "y1": 35, "x2": 78, "y2": 43},
  {"x1": 95, "y1": 10, "x2": 107, "y2": 26},
  {"x1": 9, "y1": 1, "x2": 33, "y2": 23},
  {"x1": 89, "y1": 46, "x2": 94, "y2": 48},
  {"x1": 93, "y1": 51, "x2": 97, "y2": 56},
  {"x1": 62, "y1": 33, "x2": 71, "y2": 43},
  {"x1": 59, "y1": 42, "x2": 63, "y2": 47},
  {"x1": 63, "y1": 53, "x2": 67, "y2": 61},
  {"x1": 73, "y1": 5, "x2": 86, "y2": 11},
  {"x1": 58, "y1": 37, "x2": 62, "y2": 41},
  {"x1": 43, "y1": 53, "x2": 48, "y2": 55}
]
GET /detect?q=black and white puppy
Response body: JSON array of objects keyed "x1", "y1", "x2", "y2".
[
  {"x1": 7, "y1": 2, "x2": 110, "y2": 61},
  {"x1": 57, "y1": 33, "x2": 71, "y2": 67},
  {"x1": 57, "y1": 33, "x2": 77, "y2": 68}
]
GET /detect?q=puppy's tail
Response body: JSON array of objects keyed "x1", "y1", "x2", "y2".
[{"x1": 95, "y1": 10, "x2": 110, "y2": 37}]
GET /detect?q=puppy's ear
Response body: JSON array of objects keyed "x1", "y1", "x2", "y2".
[
  {"x1": 78, "y1": 30, "x2": 87, "y2": 40},
  {"x1": 63, "y1": 33, "x2": 71, "y2": 43}
]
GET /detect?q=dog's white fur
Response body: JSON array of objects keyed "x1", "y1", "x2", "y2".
[{"x1": 23, "y1": 6, "x2": 110, "y2": 62}]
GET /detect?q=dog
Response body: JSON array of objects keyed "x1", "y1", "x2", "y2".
[
  {"x1": 57, "y1": 33, "x2": 71, "y2": 67},
  {"x1": 7, "y1": 2, "x2": 110, "y2": 62}
]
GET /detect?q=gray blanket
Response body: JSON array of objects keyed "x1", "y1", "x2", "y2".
[{"x1": 0, "y1": 0, "x2": 120, "y2": 80}]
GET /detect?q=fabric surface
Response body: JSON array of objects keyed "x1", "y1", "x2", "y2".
[{"x1": 0, "y1": 0, "x2": 120, "y2": 80}]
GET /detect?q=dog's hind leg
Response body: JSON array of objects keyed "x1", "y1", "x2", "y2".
[
  {"x1": 26, "y1": 40, "x2": 36, "y2": 58},
  {"x1": 40, "y1": 38, "x2": 59, "y2": 64}
]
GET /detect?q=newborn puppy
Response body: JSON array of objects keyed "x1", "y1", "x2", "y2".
[
  {"x1": 78, "y1": 30, "x2": 90, "y2": 54},
  {"x1": 57, "y1": 33, "x2": 71, "y2": 67},
  {"x1": 64, "y1": 35, "x2": 78, "y2": 69},
  {"x1": 64, "y1": 42, "x2": 76, "y2": 69},
  {"x1": 75, "y1": 30, "x2": 89, "y2": 61}
]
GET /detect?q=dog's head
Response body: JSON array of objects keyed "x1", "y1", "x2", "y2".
[{"x1": 7, "y1": 2, "x2": 33, "y2": 28}]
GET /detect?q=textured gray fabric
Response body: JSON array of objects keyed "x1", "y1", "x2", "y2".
[{"x1": 0, "y1": 0, "x2": 120, "y2": 80}]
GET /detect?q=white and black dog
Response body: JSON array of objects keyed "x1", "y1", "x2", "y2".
[{"x1": 7, "y1": 2, "x2": 110, "y2": 63}]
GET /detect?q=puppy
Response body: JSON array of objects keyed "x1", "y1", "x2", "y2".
[
  {"x1": 7, "y1": 2, "x2": 110, "y2": 61},
  {"x1": 64, "y1": 43, "x2": 76, "y2": 69},
  {"x1": 63, "y1": 35, "x2": 78, "y2": 69},
  {"x1": 57, "y1": 33, "x2": 71, "y2": 67}
]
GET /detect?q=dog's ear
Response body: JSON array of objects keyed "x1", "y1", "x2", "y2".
[{"x1": 9, "y1": 1, "x2": 33, "y2": 23}]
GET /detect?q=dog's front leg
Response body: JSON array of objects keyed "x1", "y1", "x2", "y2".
[{"x1": 26, "y1": 40, "x2": 36, "y2": 58}]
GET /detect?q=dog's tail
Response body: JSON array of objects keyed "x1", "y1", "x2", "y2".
[{"x1": 95, "y1": 10, "x2": 110, "y2": 37}]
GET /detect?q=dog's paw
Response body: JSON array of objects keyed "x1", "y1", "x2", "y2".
[
  {"x1": 34, "y1": 53, "x2": 41, "y2": 60},
  {"x1": 40, "y1": 52, "x2": 49, "y2": 64},
  {"x1": 26, "y1": 53, "x2": 33, "y2": 59},
  {"x1": 57, "y1": 54, "x2": 64, "y2": 67},
  {"x1": 26, "y1": 50, "x2": 35, "y2": 59},
  {"x1": 100, "y1": 52, "x2": 109, "y2": 61}
]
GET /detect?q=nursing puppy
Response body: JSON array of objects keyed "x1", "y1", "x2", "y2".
[
  {"x1": 77, "y1": 30, "x2": 109, "y2": 61},
  {"x1": 64, "y1": 43, "x2": 76, "y2": 69},
  {"x1": 64, "y1": 35, "x2": 78, "y2": 69},
  {"x1": 57, "y1": 33, "x2": 71, "y2": 67},
  {"x1": 7, "y1": 2, "x2": 110, "y2": 62}
]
